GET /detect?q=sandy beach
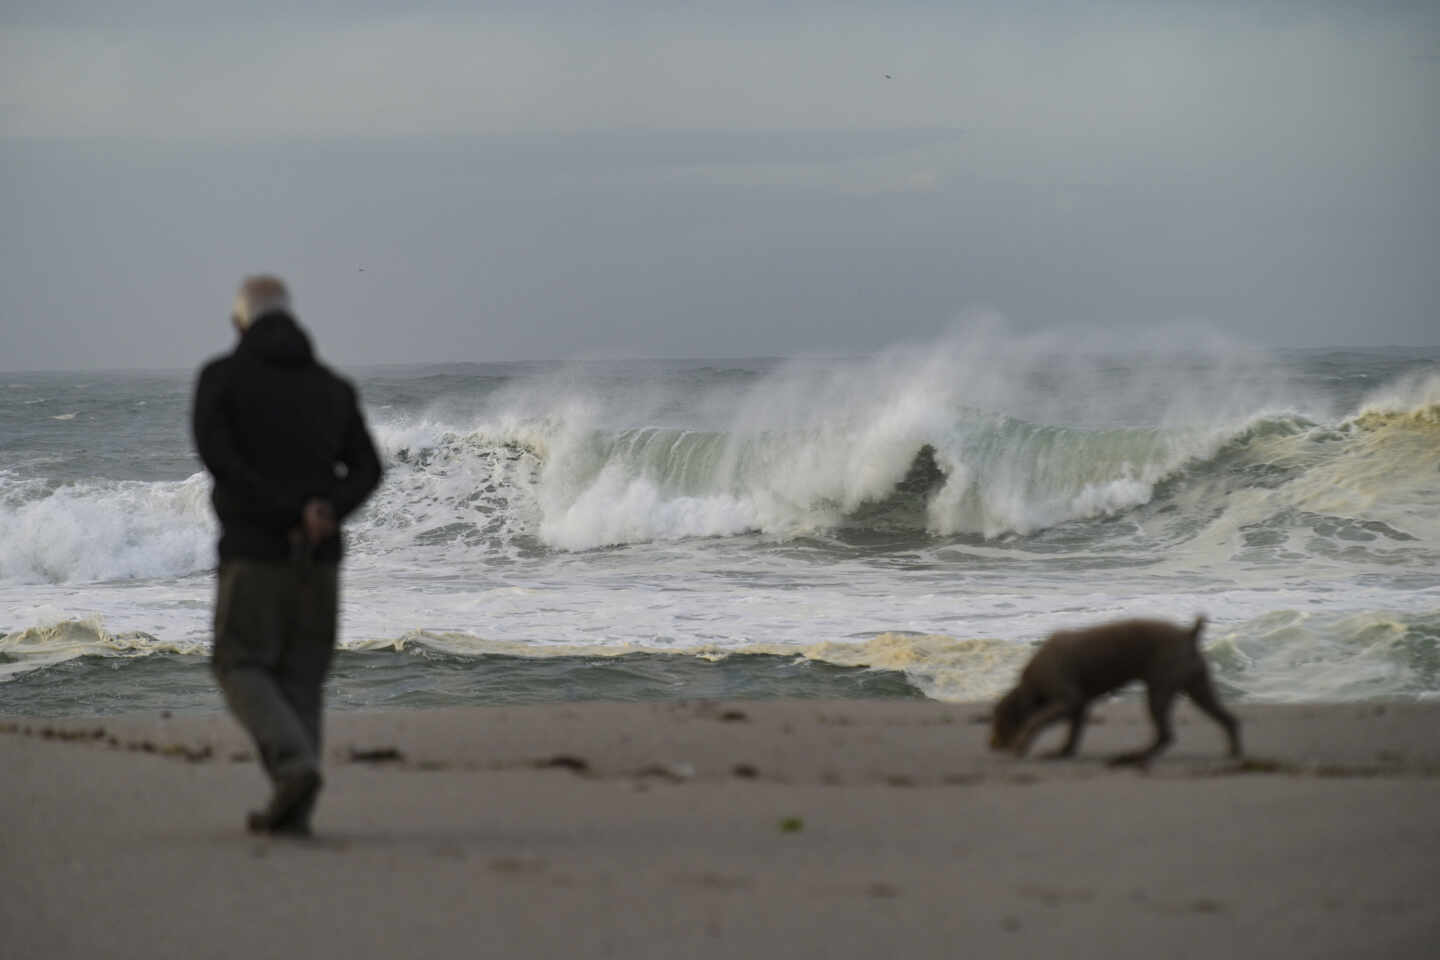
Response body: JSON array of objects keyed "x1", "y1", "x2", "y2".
[{"x1": 4, "y1": 699, "x2": 1438, "y2": 959}]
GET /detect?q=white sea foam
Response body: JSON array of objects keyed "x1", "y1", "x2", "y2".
[
  {"x1": 6, "y1": 605, "x2": 1429, "y2": 705},
  {"x1": 0, "y1": 474, "x2": 215, "y2": 584}
]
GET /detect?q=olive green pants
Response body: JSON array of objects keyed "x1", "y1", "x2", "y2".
[{"x1": 211, "y1": 559, "x2": 339, "y2": 818}]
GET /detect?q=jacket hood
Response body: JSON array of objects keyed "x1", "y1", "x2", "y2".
[{"x1": 238, "y1": 311, "x2": 314, "y2": 367}]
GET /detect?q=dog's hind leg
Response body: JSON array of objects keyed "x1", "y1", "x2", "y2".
[
  {"x1": 1185, "y1": 669, "x2": 1242, "y2": 757},
  {"x1": 1108, "y1": 685, "x2": 1176, "y2": 768}
]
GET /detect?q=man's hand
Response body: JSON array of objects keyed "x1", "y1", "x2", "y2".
[{"x1": 300, "y1": 499, "x2": 337, "y2": 545}]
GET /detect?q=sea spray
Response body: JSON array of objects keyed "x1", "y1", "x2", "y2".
[{"x1": 372, "y1": 329, "x2": 1332, "y2": 550}]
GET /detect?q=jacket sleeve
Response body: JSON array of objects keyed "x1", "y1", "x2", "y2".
[
  {"x1": 191, "y1": 360, "x2": 296, "y2": 521},
  {"x1": 330, "y1": 385, "x2": 383, "y2": 522}
]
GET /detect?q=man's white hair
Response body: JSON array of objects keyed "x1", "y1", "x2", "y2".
[{"x1": 231, "y1": 275, "x2": 292, "y2": 330}]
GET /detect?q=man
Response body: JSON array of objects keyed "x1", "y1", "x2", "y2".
[{"x1": 193, "y1": 275, "x2": 382, "y2": 835}]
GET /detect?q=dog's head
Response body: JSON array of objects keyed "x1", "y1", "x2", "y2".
[{"x1": 989, "y1": 685, "x2": 1036, "y2": 751}]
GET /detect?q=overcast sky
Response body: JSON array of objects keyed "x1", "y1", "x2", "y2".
[{"x1": 2, "y1": 1, "x2": 1437, "y2": 370}]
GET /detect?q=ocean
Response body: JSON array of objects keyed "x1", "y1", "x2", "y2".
[{"x1": 2, "y1": 330, "x2": 1437, "y2": 717}]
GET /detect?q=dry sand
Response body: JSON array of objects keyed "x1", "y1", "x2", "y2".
[{"x1": 3, "y1": 699, "x2": 1438, "y2": 959}]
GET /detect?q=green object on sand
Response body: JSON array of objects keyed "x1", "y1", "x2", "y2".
[{"x1": 779, "y1": 816, "x2": 804, "y2": 833}]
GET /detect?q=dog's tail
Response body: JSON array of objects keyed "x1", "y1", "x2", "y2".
[{"x1": 1190, "y1": 614, "x2": 1207, "y2": 643}]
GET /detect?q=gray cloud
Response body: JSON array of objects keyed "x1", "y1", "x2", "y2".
[
  {"x1": 4, "y1": 6, "x2": 1434, "y2": 141},
  {"x1": 1, "y1": 3, "x2": 1436, "y2": 369}
]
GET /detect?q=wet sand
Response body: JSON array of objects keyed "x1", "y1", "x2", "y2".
[{"x1": 3, "y1": 699, "x2": 1438, "y2": 959}]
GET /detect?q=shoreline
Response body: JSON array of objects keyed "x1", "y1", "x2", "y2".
[{"x1": 5, "y1": 700, "x2": 1438, "y2": 958}]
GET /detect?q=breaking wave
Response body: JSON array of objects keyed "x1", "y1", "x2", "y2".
[
  {"x1": 366, "y1": 388, "x2": 1437, "y2": 557},
  {"x1": 0, "y1": 472, "x2": 215, "y2": 585},
  {"x1": 2, "y1": 346, "x2": 1436, "y2": 583}
]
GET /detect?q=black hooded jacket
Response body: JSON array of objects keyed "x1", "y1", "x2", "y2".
[{"x1": 192, "y1": 311, "x2": 382, "y2": 563}]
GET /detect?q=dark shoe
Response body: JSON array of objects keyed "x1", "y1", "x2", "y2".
[
  {"x1": 246, "y1": 769, "x2": 321, "y2": 835},
  {"x1": 246, "y1": 809, "x2": 312, "y2": 836}
]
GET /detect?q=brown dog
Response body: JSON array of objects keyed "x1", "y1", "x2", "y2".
[{"x1": 990, "y1": 616, "x2": 1242, "y2": 766}]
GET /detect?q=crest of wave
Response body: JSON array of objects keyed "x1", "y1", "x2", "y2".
[
  {"x1": 0, "y1": 616, "x2": 203, "y2": 681},
  {"x1": 495, "y1": 317, "x2": 1312, "y2": 550},
  {"x1": 1352, "y1": 370, "x2": 1440, "y2": 425},
  {"x1": 361, "y1": 415, "x2": 545, "y2": 558},
  {"x1": 0, "y1": 474, "x2": 215, "y2": 584}
]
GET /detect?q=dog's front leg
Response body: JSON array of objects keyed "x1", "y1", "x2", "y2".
[
  {"x1": 1045, "y1": 704, "x2": 1089, "y2": 758},
  {"x1": 1011, "y1": 700, "x2": 1075, "y2": 757}
]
